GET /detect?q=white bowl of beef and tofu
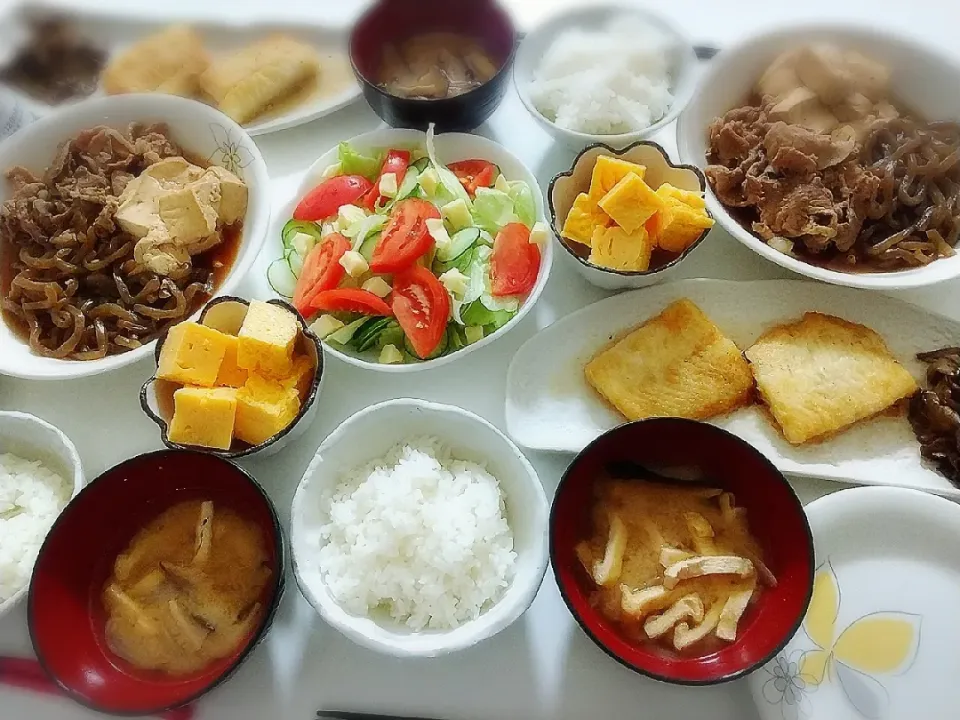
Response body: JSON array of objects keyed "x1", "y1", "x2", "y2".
[
  {"x1": 0, "y1": 94, "x2": 270, "y2": 380},
  {"x1": 677, "y1": 24, "x2": 960, "y2": 290}
]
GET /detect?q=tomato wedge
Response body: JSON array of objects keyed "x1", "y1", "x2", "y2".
[
  {"x1": 392, "y1": 265, "x2": 450, "y2": 359},
  {"x1": 370, "y1": 198, "x2": 441, "y2": 274},
  {"x1": 308, "y1": 288, "x2": 393, "y2": 316},
  {"x1": 292, "y1": 233, "x2": 350, "y2": 314},
  {"x1": 448, "y1": 159, "x2": 497, "y2": 196},
  {"x1": 293, "y1": 175, "x2": 373, "y2": 221},
  {"x1": 490, "y1": 223, "x2": 541, "y2": 297},
  {"x1": 362, "y1": 149, "x2": 411, "y2": 210}
]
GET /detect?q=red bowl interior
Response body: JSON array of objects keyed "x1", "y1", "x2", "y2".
[
  {"x1": 350, "y1": 0, "x2": 516, "y2": 85},
  {"x1": 551, "y1": 418, "x2": 814, "y2": 685},
  {"x1": 28, "y1": 450, "x2": 284, "y2": 715}
]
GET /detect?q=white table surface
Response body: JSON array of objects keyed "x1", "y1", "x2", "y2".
[{"x1": 1, "y1": 1, "x2": 957, "y2": 718}]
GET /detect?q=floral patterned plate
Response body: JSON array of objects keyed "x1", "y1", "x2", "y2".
[{"x1": 748, "y1": 486, "x2": 960, "y2": 720}]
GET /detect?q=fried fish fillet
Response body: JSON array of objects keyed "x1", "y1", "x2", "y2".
[
  {"x1": 103, "y1": 25, "x2": 209, "y2": 97},
  {"x1": 585, "y1": 299, "x2": 755, "y2": 421},
  {"x1": 199, "y1": 35, "x2": 320, "y2": 125},
  {"x1": 745, "y1": 312, "x2": 918, "y2": 445}
]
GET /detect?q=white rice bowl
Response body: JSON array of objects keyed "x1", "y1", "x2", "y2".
[
  {"x1": 291, "y1": 399, "x2": 549, "y2": 657},
  {"x1": 0, "y1": 453, "x2": 72, "y2": 604}
]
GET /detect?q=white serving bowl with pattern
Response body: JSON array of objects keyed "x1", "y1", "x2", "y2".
[{"x1": 0, "y1": 94, "x2": 270, "y2": 380}]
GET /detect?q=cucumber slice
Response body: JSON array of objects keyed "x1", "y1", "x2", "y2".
[
  {"x1": 434, "y1": 246, "x2": 476, "y2": 276},
  {"x1": 281, "y1": 219, "x2": 323, "y2": 250},
  {"x1": 286, "y1": 248, "x2": 305, "y2": 276},
  {"x1": 395, "y1": 168, "x2": 420, "y2": 200},
  {"x1": 267, "y1": 258, "x2": 297, "y2": 298},
  {"x1": 326, "y1": 317, "x2": 368, "y2": 346},
  {"x1": 353, "y1": 317, "x2": 393, "y2": 352},
  {"x1": 358, "y1": 233, "x2": 380, "y2": 262},
  {"x1": 403, "y1": 327, "x2": 449, "y2": 360},
  {"x1": 461, "y1": 299, "x2": 513, "y2": 329},
  {"x1": 377, "y1": 323, "x2": 405, "y2": 350},
  {"x1": 411, "y1": 157, "x2": 430, "y2": 173},
  {"x1": 447, "y1": 325, "x2": 465, "y2": 352},
  {"x1": 436, "y1": 227, "x2": 480, "y2": 262}
]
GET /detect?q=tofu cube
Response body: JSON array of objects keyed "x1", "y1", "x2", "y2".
[
  {"x1": 561, "y1": 192, "x2": 610, "y2": 247},
  {"x1": 656, "y1": 198, "x2": 715, "y2": 253},
  {"x1": 589, "y1": 225, "x2": 654, "y2": 272},
  {"x1": 158, "y1": 186, "x2": 218, "y2": 243},
  {"x1": 598, "y1": 172, "x2": 665, "y2": 234},
  {"x1": 588, "y1": 155, "x2": 647, "y2": 201},
  {"x1": 167, "y1": 387, "x2": 238, "y2": 450},
  {"x1": 237, "y1": 301, "x2": 298, "y2": 378},
  {"x1": 204, "y1": 165, "x2": 248, "y2": 224},
  {"x1": 215, "y1": 334, "x2": 249, "y2": 388},
  {"x1": 235, "y1": 374, "x2": 301, "y2": 446},
  {"x1": 157, "y1": 322, "x2": 231, "y2": 387}
]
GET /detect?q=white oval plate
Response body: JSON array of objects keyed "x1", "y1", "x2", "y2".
[
  {"x1": 748, "y1": 486, "x2": 960, "y2": 720},
  {"x1": 505, "y1": 278, "x2": 960, "y2": 497},
  {"x1": 2, "y1": 5, "x2": 361, "y2": 136}
]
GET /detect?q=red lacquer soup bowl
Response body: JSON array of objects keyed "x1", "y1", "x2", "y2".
[
  {"x1": 28, "y1": 450, "x2": 285, "y2": 715},
  {"x1": 551, "y1": 418, "x2": 814, "y2": 685}
]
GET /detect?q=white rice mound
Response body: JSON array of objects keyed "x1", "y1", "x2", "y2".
[
  {"x1": 528, "y1": 16, "x2": 676, "y2": 135},
  {"x1": 0, "y1": 453, "x2": 72, "y2": 603},
  {"x1": 317, "y1": 437, "x2": 517, "y2": 631}
]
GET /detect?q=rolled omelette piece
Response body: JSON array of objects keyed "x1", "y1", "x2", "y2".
[
  {"x1": 102, "y1": 25, "x2": 209, "y2": 97},
  {"x1": 200, "y1": 35, "x2": 320, "y2": 125}
]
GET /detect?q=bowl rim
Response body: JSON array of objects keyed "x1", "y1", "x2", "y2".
[
  {"x1": 0, "y1": 93, "x2": 271, "y2": 381},
  {"x1": 549, "y1": 417, "x2": 815, "y2": 686},
  {"x1": 27, "y1": 448, "x2": 287, "y2": 717},
  {"x1": 272, "y1": 127, "x2": 554, "y2": 373},
  {"x1": 138, "y1": 295, "x2": 324, "y2": 459},
  {"x1": 675, "y1": 21, "x2": 960, "y2": 290},
  {"x1": 0, "y1": 410, "x2": 85, "y2": 618},
  {"x1": 513, "y1": 2, "x2": 699, "y2": 144},
  {"x1": 289, "y1": 397, "x2": 550, "y2": 657},
  {"x1": 347, "y1": 0, "x2": 519, "y2": 107},
  {"x1": 547, "y1": 139, "x2": 712, "y2": 277}
]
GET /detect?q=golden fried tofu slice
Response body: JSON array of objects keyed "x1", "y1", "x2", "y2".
[
  {"x1": 103, "y1": 25, "x2": 209, "y2": 97},
  {"x1": 745, "y1": 313, "x2": 919, "y2": 445},
  {"x1": 585, "y1": 299, "x2": 755, "y2": 421},
  {"x1": 561, "y1": 192, "x2": 610, "y2": 247}
]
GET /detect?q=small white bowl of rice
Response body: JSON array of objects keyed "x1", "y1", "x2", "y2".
[
  {"x1": 514, "y1": 5, "x2": 699, "y2": 150},
  {"x1": 290, "y1": 398, "x2": 549, "y2": 657},
  {"x1": 0, "y1": 411, "x2": 83, "y2": 618}
]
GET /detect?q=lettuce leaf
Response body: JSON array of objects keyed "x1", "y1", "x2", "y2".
[
  {"x1": 507, "y1": 180, "x2": 536, "y2": 228},
  {"x1": 472, "y1": 188, "x2": 519, "y2": 235},
  {"x1": 338, "y1": 142, "x2": 383, "y2": 181}
]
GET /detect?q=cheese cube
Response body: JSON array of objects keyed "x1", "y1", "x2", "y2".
[
  {"x1": 310, "y1": 314, "x2": 344, "y2": 339},
  {"x1": 157, "y1": 322, "x2": 231, "y2": 387},
  {"x1": 656, "y1": 199, "x2": 715, "y2": 253},
  {"x1": 379, "y1": 344, "x2": 403, "y2": 364},
  {"x1": 339, "y1": 250, "x2": 369, "y2": 277},
  {"x1": 441, "y1": 199, "x2": 472, "y2": 232},
  {"x1": 379, "y1": 172, "x2": 398, "y2": 198},
  {"x1": 425, "y1": 217, "x2": 452, "y2": 250},
  {"x1": 235, "y1": 374, "x2": 301, "y2": 446},
  {"x1": 439, "y1": 268, "x2": 469, "y2": 298},
  {"x1": 561, "y1": 193, "x2": 610, "y2": 247},
  {"x1": 215, "y1": 334, "x2": 249, "y2": 388},
  {"x1": 237, "y1": 301, "x2": 298, "y2": 378},
  {"x1": 598, "y1": 172, "x2": 665, "y2": 234},
  {"x1": 361, "y1": 276, "x2": 393, "y2": 298},
  {"x1": 167, "y1": 387, "x2": 238, "y2": 450},
  {"x1": 588, "y1": 155, "x2": 647, "y2": 201},
  {"x1": 589, "y1": 225, "x2": 654, "y2": 272},
  {"x1": 656, "y1": 183, "x2": 707, "y2": 209},
  {"x1": 529, "y1": 221, "x2": 550, "y2": 248},
  {"x1": 419, "y1": 167, "x2": 439, "y2": 195},
  {"x1": 336, "y1": 204, "x2": 367, "y2": 232}
]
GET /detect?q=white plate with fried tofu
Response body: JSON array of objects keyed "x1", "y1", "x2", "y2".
[
  {"x1": 505, "y1": 278, "x2": 960, "y2": 498},
  {"x1": 2, "y1": 5, "x2": 361, "y2": 136}
]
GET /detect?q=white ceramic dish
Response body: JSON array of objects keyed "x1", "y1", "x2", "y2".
[
  {"x1": 547, "y1": 141, "x2": 712, "y2": 290},
  {"x1": 506, "y1": 278, "x2": 960, "y2": 497},
  {"x1": 514, "y1": 4, "x2": 699, "y2": 150},
  {"x1": 268, "y1": 127, "x2": 554, "y2": 373},
  {"x1": 1, "y1": 3, "x2": 361, "y2": 136},
  {"x1": 748, "y1": 486, "x2": 960, "y2": 720},
  {"x1": 676, "y1": 23, "x2": 960, "y2": 290},
  {"x1": 140, "y1": 296, "x2": 324, "y2": 459},
  {"x1": 0, "y1": 411, "x2": 84, "y2": 618},
  {"x1": 0, "y1": 93, "x2": 270, "y2": 381},
  {"x1": 290, "y1": 398, "x2": 549, "y2": 658}
]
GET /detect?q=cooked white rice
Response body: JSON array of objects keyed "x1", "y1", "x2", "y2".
[
  {"x1": 317, "y1": 437, "x2": 516, "y2": 630},
  {"x1": 528, "y1": 16, "x2": 676, "y2": 135},
  {"x1": 0, "y1": 453, "x2": 72, "y2": 603}
]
